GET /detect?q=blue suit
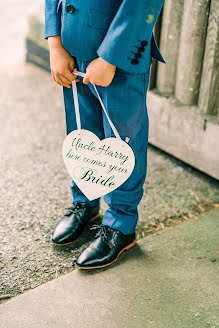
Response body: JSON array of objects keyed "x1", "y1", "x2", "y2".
[{"x1": 45, "y1": 0, "x2": 166, "y2": 234}]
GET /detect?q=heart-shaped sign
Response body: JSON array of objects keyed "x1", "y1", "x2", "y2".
[{"x1": 62, "y1": 129, "x2": 135, "y2": 200}]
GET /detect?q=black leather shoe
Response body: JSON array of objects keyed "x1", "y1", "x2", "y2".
[
  {"x1": 75, "y1": 224, "x2": 136, "y2": 269},
  {"x1": 52, "y1": 202, "x2": 100, "y2": 245}
]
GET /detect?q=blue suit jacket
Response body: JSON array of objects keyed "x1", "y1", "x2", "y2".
[{"x1": 45, "y1": 0, "x2": 166, "y2": 73}]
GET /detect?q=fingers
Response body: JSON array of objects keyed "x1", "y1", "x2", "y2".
[
  {"x1": 56, "y1": 75, "x2": 72, "y2": 88},
  {"x1": 51, "y1": 71, "x2": 79, "y2": 88},
  {"x1": 58, "y1": 76, "x2": 79, "y2": 87},
  {"x1": 65, "y1": 68, "x2": 78, "y2": 82},
  {"x1": 82, "y1": 72, "x2": 110, "y2": 86},
  {"x1": 83, "y1": 73, "x2": 90, "y2": 85},
  {"x1": 51, "y1": 68, "x2": 71, "y2": 87},
  {"x1": 59, "y1": 74, "x2": 73, "y2": 85},
  {"x1": 59, "y1": 66, "x2": 79, "y2": 84}
]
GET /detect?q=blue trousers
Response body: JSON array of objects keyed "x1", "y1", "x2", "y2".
[{"x1": 62, "y1": 57, "x2": 151, "y2": 234}]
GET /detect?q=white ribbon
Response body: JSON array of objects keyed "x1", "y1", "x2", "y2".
[
  {"x1": 72, "y1": 70, "x2": 121, "y2": 140},
  {"x1": 72, "y1": 79, "x2": 81, "y2": 133}
]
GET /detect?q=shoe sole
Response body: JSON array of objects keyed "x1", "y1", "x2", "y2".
[
  {"x1": 51, "y1": 212, "x2": 100, "y2": 246},
  {"x1": 75, "y1": 239, "x2": 137, "y2": 270}
]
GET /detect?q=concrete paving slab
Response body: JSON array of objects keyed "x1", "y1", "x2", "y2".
[{"x1": 0, "y1": 209, "x2": 218, "y2": 328}]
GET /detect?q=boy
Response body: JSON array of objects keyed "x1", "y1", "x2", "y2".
[{"x1": 45, "y1": 0, "x2": 166, "y2": 269}]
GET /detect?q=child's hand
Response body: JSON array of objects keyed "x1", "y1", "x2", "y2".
[
  {"x1": 83, "y1": 57, "x2": 116, "y2": 87},
  {"x1": 48, "y1": 36, "x2": 79, "y2": 88}
]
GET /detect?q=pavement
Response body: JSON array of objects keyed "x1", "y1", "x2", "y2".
[{"x1": 0, "y1": 208, "x2": 218, "y2": 328}]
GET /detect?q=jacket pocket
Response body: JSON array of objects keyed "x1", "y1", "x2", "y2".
[
  {"x1": 88, "y1": 9, "x2": 115, "y2": 30},
  {"x1": 151, "y1": 32, "x2": 166, "y2": 63},
  {"x1": 56, "y1": 0, "x2": 63, "y2": 13}
]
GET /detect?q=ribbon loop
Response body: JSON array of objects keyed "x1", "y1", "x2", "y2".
[{"x1": 72, "y1": 71, "x2": 121, "y2": 140}]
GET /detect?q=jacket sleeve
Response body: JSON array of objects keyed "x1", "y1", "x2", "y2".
[
  {"x1": 44, "y1": 0, "x2": 62, "y2": 39},
  {"x1": 97, "y1": 0, "x2": 165, "y2": 73}
]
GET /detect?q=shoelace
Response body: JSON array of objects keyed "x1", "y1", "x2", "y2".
[
  {"x1": 64, "y1": 202, "x2": 88, "y2": 224},
  {"x1": 90, "y1": 224, "x2": 108, "y2": 242}
]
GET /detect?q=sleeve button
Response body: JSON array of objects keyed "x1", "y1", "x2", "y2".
[
  {"x1": 141, "y1": 40, "x2": 148, "y2": 47},
  {"x1": 131, "y1": 59, "x2": 139, "y2": 65},
  {"x1": 135, "y1": 53, "x2": 142, "y2": 58}
]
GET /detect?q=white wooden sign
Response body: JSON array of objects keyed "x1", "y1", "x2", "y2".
[
  {"x1": 63, "y1": 129, "x2": 135, "y2": 200},
  {"x1": 62, "y1": 74, "x2": 135, "y2": 201}
]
